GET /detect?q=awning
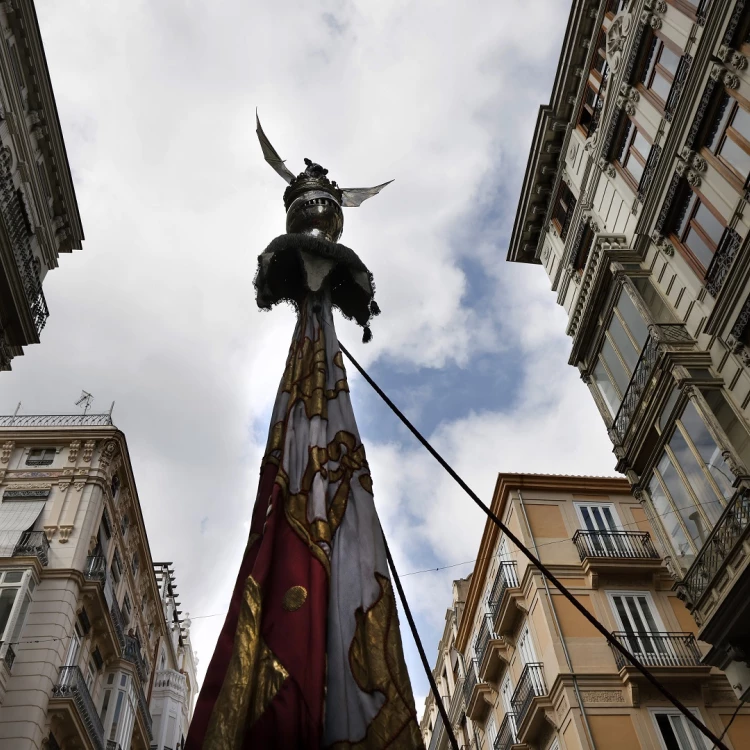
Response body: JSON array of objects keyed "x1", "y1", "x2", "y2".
[{"x1": 0, "y1": 500, "x2": 46, "y2": 557}]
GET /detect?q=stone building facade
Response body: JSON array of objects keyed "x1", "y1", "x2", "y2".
[
  {"x1": 0, "y1": 0, "x2": 84, "y2": 370},
  {"x1": 508, "y1": 0, "x2": 750, "y2": 702},
  {"x1": 0, "y1": 412, "x2": 196, "y2": 749},
  {"x1": 422, "y1": 474, "x2": 750, "y2": 750}
]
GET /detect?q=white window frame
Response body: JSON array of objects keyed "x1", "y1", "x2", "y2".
[
  {"x1": 0, "y1": 569, "x2": 34, "y2": 645},
  {"x1": 607, "y1": 590, "x2": 666, "y2": 633},
  {"x1": 574, "y1": 502, "x2": 622, "y2": 531},
  {"x1": 649, "y1": 707, "x2": 709, "y2": 750},
  {"x1": 517, "y1": 624, "x2": 538, "y2": 666}
]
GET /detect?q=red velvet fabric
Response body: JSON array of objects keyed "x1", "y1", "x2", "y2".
[{"x1": 186, "y1": 461, "x2": 328, "y2": 749}]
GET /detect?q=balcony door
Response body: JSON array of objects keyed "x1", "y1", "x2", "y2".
[
  {"x1": 500, "y1": 672, "x2": 516, "y2": 738},
  {"x1": 575, "y1": 502, "x2": 628, "y2": 556},
  {"x1": 609, "y1": 591, "x2": 669, "y2": 664},
  {"x1": 652, "y1": 709, "x2": 709, "y2": 750}
]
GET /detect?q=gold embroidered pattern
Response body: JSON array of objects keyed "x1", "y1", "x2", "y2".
[
  {"x1": 328, "y1": 574, "x2": 422, "y2": 749},
  {"x1": 203, "y1": 576, "x2": 288, "y2": 750},
  {"x1": 283, "y1": 585, "x2": 308, "y2": 612}
]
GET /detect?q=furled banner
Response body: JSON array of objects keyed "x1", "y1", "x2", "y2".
[{"x1": 186, "y1": 293, "x2": 422, "y2": 749}]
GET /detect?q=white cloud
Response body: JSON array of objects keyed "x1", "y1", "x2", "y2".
[{"x1": 0, "y1": 0, "x2": 625, "y2": 696}]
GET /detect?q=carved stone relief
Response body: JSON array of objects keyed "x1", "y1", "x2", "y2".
[
  {"x1": 606, "y1": 12, "x2": 633, "y2": 72},
  {"x1": 675, "y1": 148, "x2": 707, "y2": 187},
  {"x1": 710, "y1": 61, "x2": 740, "y2": 91},
  {"x1": 82, "y1": 440, "x2": 95, "y2": 463},
  {"x1": 68, "y1": 440, "x2": 80, "y2": 463},
  {"x1": 616, "y1": 84, "x2": 640, "y2": 116},
  {"x1": 0, "y1": 441, "x2": 13, "y2": 464},
  {"x1": 581, "y1": 690, "x2": 625, "y2": 705}
]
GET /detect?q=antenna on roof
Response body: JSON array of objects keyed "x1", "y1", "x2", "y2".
[
  {"x1": 13, "y1": 402, "x2": 21, "y2": 416},
  {"x1": 75, "y1": 391, "x2": 94, "y2": 415}
]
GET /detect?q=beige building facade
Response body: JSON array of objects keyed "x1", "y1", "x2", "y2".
[
  {"x1": 421, "y1": 474, "x2": 750, "y2": 750},
  {"x1": 0, "y1": 412, "x2": 196, "y2": 750},
  {"x1": 507, "y1": 0, "x2": 750, "y2": 702},
  {"x1": 0, "y1": 0, "x2": 84, "y2": 370}
]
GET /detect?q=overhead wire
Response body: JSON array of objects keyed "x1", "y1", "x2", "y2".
[{"x1": 337, "y1": 339, "x2": 731, "y2": 750}]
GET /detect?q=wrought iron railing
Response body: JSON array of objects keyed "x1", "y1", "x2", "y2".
[
  {"x1": 84, "y1": 555, "x2": 106, "y2": 584},
  {"x1": 124, "y1": 634, "x2": 148, "y2": 684},
  {"x1": 52, "y1": 666, "x2": 105, "y2": 750},
  {"x1": 494, "y1": 713, "x2": 517, "y2": 750},
  {"x1": 428, "y1": 711, "x2": 443, "y2": 750},
  {"x1": 110, "y1": 598, "x2": 125, "y2": 650},
  {"x1": 134, "y1": 680, "x2": 154, "y2": 740},
  {"x1": 705, "y1": 228, "x2": 742, "y2": 298},
  {"x1": 681, "y1": 489, "x2": 750, "y2": 607},
  {"x1": 665, "y1": 55, "x2": 692, "y2": 122},
  {"x1": 488, "y1": 561, "x2": 518, "y2": 617},
  {"x1": 0, "y1": 151, "x2": 48, "y2": 336},
  {"x1": 612, "y1": 324, "x2": 692, "y2": 440},
  {"x1": 463, "y1": 661, "x2": 479, "y2": 706},
  {"x1": 572, "y1": 530, "x2": 659, "y2": 560},
  {"x1": 638, "y1": 144, "x2": 661, "y2": 202},
  {"x1": 589, "y1": 67, "x2": 608, "y2": 138},
  {"x1": 0, "y1": 641, "x2": 15, "y2": 671},
  {"x1": 449, "y1": 676, "x2": 464, "y2": 725},
  {"x1": 609, "y1": 632, "x2": 702, "y2": 669},
  {"x1": 0, "y1": 413, "x2": 114, "y2": 428},
  {"x1": 474, "y1": 614, "x2": 495, "y2": 666},
  {"x1": 107, "y1": 742, "x2": 122, "y2": 750},
  {"x1": 13, "y1": 530, "x2": 49, "y2": 565},
  {"x1": 510, "y1": 663, "x2": 547, "y2": 728}
]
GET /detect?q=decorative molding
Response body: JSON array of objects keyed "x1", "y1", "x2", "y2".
[
  {"x1": 82, "y1": 440, "x2": 95, "y2": 463},
  {"x1": 726, "y1": 292, "x2": 750, "y2": 367},
  {"x1": 3, "y1": 488, "x2": 50, "y2": 499},
  {"x1": 58, "y1": 526, "x2": 72, "y2": 543},
  {"x1": 709, "y1": 61, "x2": 740, "y2": 91},
  {"x1": 654, "y1": 171, "x2": 682, "y2": 234},
  {"x1": 0, "y1": 441, "x2": 13, "y2": 464},
  {"x1": 581, "y1": 690, "x2": 625, "y2": 705},
  {"x1": 58, "y1": 479, "x2": 71, "y2": 493},
  {"x1": 606, "y1": 12, "x2": 633, "y2": 73},
  {"x1": 722, "y1": 0, "x2": 747, "y2": 47},
  {"x1": 675, "y1": 147, "x2": 707, "y2": 188},
  {"x1": 665, "y1": 54, "x2": 692, "y2": 122},
  {"x1": 68, "y1": 441, "x2": 80, "y2": 463},
  {"x1": 99, "y1": 440, "x2": 117, "y2": 470},
  {"x1": 705, "y1": 228, "x2": 742, "y2": 298},
  {"x1": 717, "y1": 45, "x2": 748, "y2": 72},
  {"x1": 616, "y1": 83, "x2": 640, "y2": 116},
  {"x1": 597, "y1": 157, "x2": 616, "y2": 178},
  {"x1": 650, "y1": 230, "x2": 674, "y2": 256}
]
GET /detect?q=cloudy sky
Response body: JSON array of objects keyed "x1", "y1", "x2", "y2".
[{"x1": 2, "y1": 0, "x2": 619, "y2": 713}]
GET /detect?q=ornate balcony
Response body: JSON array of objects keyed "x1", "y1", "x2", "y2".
[
  {"x1": 463, "y1": 660, "x2": 495, "y2": 722},
  {"x1": 124, "y1": 634, "x2": 148, "y2": 684},
  {"x1": 50, "y1": 666, "x2": 105, "y2": 750},
  {"x1": 474, "y1": 615, "x2": 495, "y2": 667},
  {"x1": 609, "y1": 632, "x2": 702, "y2": 669},
  {"x1": 573, "y1": 530, "x2": 662, "y2": 584},
  {"x1": 612, "y1": 324, "x2": 694, "y2": 442},
  {"x1": 13, "y1": 530, "x2": 49, "y2": 566},
  {"x1": 510, "y1": 663, "x2": 550, "y2": 744},
  {"x1": 494, "y1": 713, "x2": 518, "y2": 750},
  {"x1": 84, "y1": 555, "x2": 106, "y2": 584},
  {"x1": 705, "y1": 228, "x2": 742, "y2": 298},
  {"x1": 489, "y1": 562, "x2": 523, "y2": 638},
  {"x1": 681, "y1": 489, "x2": 750, "y2": 612},
  {"x1": 448, "y1": 676, "x2": 464, "y2": 726}
]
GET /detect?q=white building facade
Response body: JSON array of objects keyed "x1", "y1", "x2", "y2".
[{"x1": 0, "y1": 412, "x2": 196, "y2": 750}]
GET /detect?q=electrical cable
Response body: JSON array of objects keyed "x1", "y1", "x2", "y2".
[
  {"x1": 715, "y1": 697, "x2": 747, "y2": 748},
  {"x1": 337, "y1": 340, "x2": 730, "y2": 750},
  {"x1": 381, "y1": 527, "x2": 459, "y2": 750}
]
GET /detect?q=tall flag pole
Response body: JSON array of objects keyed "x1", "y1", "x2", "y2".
[{"x1": 185, "y1": 116, "x2": 421, "y2": 749}]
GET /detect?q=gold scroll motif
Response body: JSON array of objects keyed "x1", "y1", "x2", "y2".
[
  {"x1": 328, "y1": 574, "x2": 422, "y2": 749},
  {"x1": 203, "y1": 575, "x2": 289, "y2": 750}
]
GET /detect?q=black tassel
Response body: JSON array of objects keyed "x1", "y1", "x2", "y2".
[
  {"x1": 369, "y1": 300, "x2": 381, "y2": 317},
  {"x1": 362, "y1": 326, "x2": 373, "y2": 343}
]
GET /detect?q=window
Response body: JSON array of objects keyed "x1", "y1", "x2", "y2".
[
  {"x1": 500, "y1": 672, "x2": 516, "y2": 738},
  {"x1": 617, "y1": 120, "x2": 652, "y2": 187},
  {"x1": 111, "y1": 474, "x2": 120, "y2": 501},
  {"x1": 640, "y1": 34, "x2": 681, "y2": 109},
  {"x1": 705, "y1": 92, "x2": 750, "y2": 184},
  {"x1": 0, "y1": 570, "x2": 29, "y2": 642},
  {"x1": 578, "y1": 30, "x2": 609, "y2": 137},
  {"x1": 486, "y1": 715, "x2": 497, "y2": 749},
  {"x1": 551, "y1": 182, "x2": 576, "y2": 241},
  {"x1": 647, "y1": 401, "x2": 733, "y2": 568},
  {"x1": 517, "y1": 625, "x2": 537, "y2": 666},
  {"x1": 671, "y1": 187, "x2": 727, "y2": 273},
  {"x1": 591, "y1": 289, "x2": 650, "y2": 418},
  {"x1": 575, "y1": 503, "x2": 622, "y2": 554},
  {"x1": 652, "y1": 709, "x2": 709, "y2": 750},
  {"x1": 111, "y1": 549, "x2": 122, "y2": 585},
  {"x1": 609, "y1": 591, "x2": 669, "y2": 662},
  {"x1": 64, "y1": 623, "x2": 82, "y2": 667},
  {"x1": 26, "y1": 448, "x2": 55, "y2": 466}
]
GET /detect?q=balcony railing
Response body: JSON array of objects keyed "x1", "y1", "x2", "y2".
[
  {"x1": 510, "y1": 663, "x2": 547, "y2": 728},
  {"x1": 428, "y1": 711, "x2": 443, "y2": 750},
  {"x1": 107, "y1": 743, "x2": 122, "y2": 750},
  {"x1": 449, "y1": 676, "x2": 464, "y2": 726},
  {"x1": 474, "y1": 614, "x2": 496, "y2": 666},
  {"x1": 0, "y1": 155, "x2": 49, "y2": 336},
  {"x1": 463, "y1": 661, "x2": 479, "y2": 707},
  {"x1": 612, "y1": 324, "x2": 693, "y2": 441},
  {"x1": 13, "y1": 530, "x2": 49, "y2": 566},
  {"x1": 0, "y1": 413, "x2": 114, "y2": 428},
  {"x1": 609, "y1": 632, "x2": 702, "y2": 669},
  {"x1": 705, "y1": 228, "x2": 742, "y2": 298},
  {"x1": 681, "y1": 489, "x2": 750, "y2": 608},
  {"x1": 84, "y1": 555, "x2": 106, "y2": 584},
  {"x1": 124, "y1": 634, "x2": 148, "y2": 684},
  {"x1": 494, "y1": 713, "x2": 517, "y2": 750},
  {"x1": 134, "y1": 680, "x2": 154, "y2": 741},
  {"x1": 573, "y1": 530, "x2": 659, "y2": 560},
  {"x1": 488, "y1": 561, "x2": 518, "y2": 617},
  {"x1": 52, "y1": 666, "x2": 105, "y2": 750},
  {"x1": 0, "y1": 641, "x2": 15, "y2": 671},
  {"x1": 110, "y1": 598, "x2": 125, "y2": 650}
]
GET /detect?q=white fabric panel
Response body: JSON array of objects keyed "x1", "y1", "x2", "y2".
[{"x1": 0, "y1": 500, "x2": 45, "y2": 556}]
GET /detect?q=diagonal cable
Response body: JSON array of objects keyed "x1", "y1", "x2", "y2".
[{"x1": 338, "y1": 340, "x2": 729, "y2": 750}]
